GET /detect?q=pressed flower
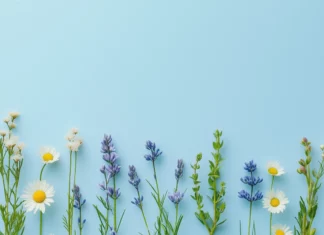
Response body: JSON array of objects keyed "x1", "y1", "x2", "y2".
[
  {"x1": 21, "y1": 180, "x2": 55, "y2": 214},
  {"x1": 272, "y1": 224, "x2": 292, "y2": 235},
  {"x1": 267, "y1": 162, "x2": 285, "y2": 176},
  {"x1": 263, "y1": 190, "x2": 289, "y2": 214},
  {"x1": 40, "y1": 147, "x2": 60, "y2": 164}
]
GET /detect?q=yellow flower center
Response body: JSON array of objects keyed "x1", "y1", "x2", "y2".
[
  {"x1": 33, "y1": 190, "x2": 46, "y2": 203},
  {"x1": 268, "y1": 167, "x2": 278, "y2": 175},
  {"x1": 270, "y1": 198, "x2": 280, "y2": 207},
  {"x1": 275, "y1": 229, "x2": 285, "y2": 235},
  {"x1": 43, "y1": 153, "x2": 54, "y2": 162}
]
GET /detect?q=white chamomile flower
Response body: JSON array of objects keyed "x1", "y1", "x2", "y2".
[
  {"x1": 4, "y1": 136, "x2": 19, "y2": 148},
  {"x1": 9, "y1": 111, "x2": 20, "y2": 119},
  {"x1": 0, "y1": 130, "x2": 7, "y2": 137},
  {"x1": 320, "y1": 144, "x2": 324, "y2": 151},
  {"x1": 17, "y1": 142, "x2": 26, "y2": 151},
  {"x1": 267, "y1": 161, "x2": 285, "y2": 176},
  {"x1": 70, "y1": 128, "x2": 78, "y2": 134},
  {"x1": 8, "y1": 122, "x2": 16, "y2": 129},
  {"x1": 263, "y1": 190, "x2": 289, "y2": 214},
  {"x1": 21, "y1": 180, "x2": 55, "y2": 214},
  {"x1": 70, "y1": 140, "x2": 82, "y2": 152},
  {"x1": 11, "y1": 154, "x2": 23, "y2": 162},
  {"x1": 272, "y1": 224, "x2": 292, "y2": 235},
  {"x1": 40, "y1": 147, "x2": 60, "y2": 164},
  {"x1": 3, "y1": 117, "x2": 11, "y2": 123}
]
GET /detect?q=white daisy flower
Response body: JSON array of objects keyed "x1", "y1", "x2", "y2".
[
  {"x1": 272, "y1": 224, "x2": 292, "y2": 235},
  {"x1": 8, "y1": 122, "x2": 16, "y2": 129},
  {"x1": 11, "y1": 154, "x2": 23, "y2": 162},
  {"x1": 263, "y1": 190, "x2": 289, "y2": 214},
  {"x1": 21, "y1": 180, "x2": 55, "y2": 214},
  {"x1": 70, "y1": 128, "x2": 78, "y2": 134},
  {"x1": 4, "y1": 136, "x2": 19, "y2": 148},
  {"x1": 267, "y1": 161, "x2": 285, "y2": 176},
  {"x1": 3, "y1": 117, "x2": 11, "y2": 123},
  {"x1": 9, "y1": 111, "x2": 20, "y2": 119},
  {"x1": 40, "y1": 147, "x2": 60, "y2": 164},
  {"x1": 0, "y1": 130, "x2": 7, "y2": 137},
  {"x1": 17, "y1": 142, "x2": 26, "y2": 151}
]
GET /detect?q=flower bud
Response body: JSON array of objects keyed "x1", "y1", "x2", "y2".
[
  {"x1": 320, "y1": 145, "x2": 324, "y2": 151},
  {"x1": 306, "y1": 155, "x2": 312, "y2": 165},
  {"x1": 298, "y1": 166, "x2": 307, "y2": 174},
  {"x1": 299, "y1": 159, "x2": 306, "y2": 167}
]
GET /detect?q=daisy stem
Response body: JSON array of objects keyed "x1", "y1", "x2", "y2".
[
  {"x1": 40, "y1": 212, "x2": 43, "y2": 235},
  {"x1": 68, "y1": 150, "x2": 72, "y2": 235},
  {"x1": 270, "y1": 176, "x2": 274, "y2": 235},
  {"x1": 40, "y1": 164, "x2": 46, "y2": 180}
]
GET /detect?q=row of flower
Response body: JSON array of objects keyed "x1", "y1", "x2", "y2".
[{"x1": 0, "y1": 112, "x2": 323, "y2": 235}]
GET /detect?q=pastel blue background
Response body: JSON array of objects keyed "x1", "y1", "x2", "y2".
[{"x1": 1, "y1": 0, "x2": 324, "y2": 234}]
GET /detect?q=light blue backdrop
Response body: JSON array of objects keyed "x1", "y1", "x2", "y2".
[{"x1": 1, "y1": 0, "x2": 324, "y2": 234}]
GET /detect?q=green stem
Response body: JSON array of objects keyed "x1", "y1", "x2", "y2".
[
  {"x1": 175, "y1": 204, "x2": 179, "y2": 230},
  {"x1": 40, "y1": 212, "x2": 43, "y2": 235},
  {"x1": 248, "y1": 173, "x2": 254, "y2": 235},
  {"x1": 152, "y1": 161, "x2": 162, "y2": 232},
  {"x1": 40, "y1": 164, "x2": 46, "y2": 180},
  {"x1": 137, "y1": 190, "x2": 151, "y2": 235},
  {"x1": 113, "y1": 177, "x2": 117, "y2": 231},
  {"x1": 68, "y1": 151, "x2": 72, "y2": 235},
  {"x1": 270, "y1": 176, "x2": 274, "y2": 235},
  {"x1": 79, "y1": 205, "x2": 82, "y2": 235}
]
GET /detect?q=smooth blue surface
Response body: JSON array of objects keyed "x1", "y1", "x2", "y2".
[{"x1": 1, "y1": 1, "x2": 324, "y2": 234}]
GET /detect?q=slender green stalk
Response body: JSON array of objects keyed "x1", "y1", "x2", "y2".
[
  {"x1": 113, "y1": 177, "x2": 117, "y2": 231},
  {"x1": 40, "y1": 164, "x2": 46, "y2": 180},
  {"x1": 40, "y1": 212, "x2": 43, "y2": 235},
  {"x1": 152, "y1": 161, "x2": 162, "y2": 232},
  {"x1": 248, "y1": 173, "x2": 254, "y2": 235},
  {"x1": 270, "y1": 175, "x2": 274, "y2": 235},
  {"x1": 68, "y1": 150, "x2": 73, "y2": 235},
  {"x1": 79, "y1": 205, "x2": 82, "y2": 235}
]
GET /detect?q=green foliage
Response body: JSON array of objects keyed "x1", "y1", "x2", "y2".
[
  {"x1": 190, "y1": 130, "x2": 226, "y2": 235},
  {"x1": 295, "y1": 138, "x2": 324, "y2": 235},
  {"x1": 0, "y1": 118, "x2": 26, "y2": 235}
]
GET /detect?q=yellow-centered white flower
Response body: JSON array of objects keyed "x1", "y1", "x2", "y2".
[
  {"x1": 21, "y1": 180, "x2": 55, "y2": 214},
  {"x1": 40, "y1": 147, "x2": 60, "y2": 164},
  {"x1": 267, "y1": 161, "x2": 285, "y2": 176},
  {"x1": 263, "y1": 190, "x2": 289, "y2": 214},
  {"x1": 272, "y1": 224, "x2": 292, "y2": 235}
]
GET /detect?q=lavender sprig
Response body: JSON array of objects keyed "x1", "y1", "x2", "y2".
[
  {"x1": 72, "y1": 185, "x2": 86, "y2": 235},
  {"x1": 128, "y1": 165, "x2": 151, "y2": 235},
  {"x1": 94, "y1": 135, "x2": 125, "y2": 235},
  {"x1": 238, "y1": 160, "x2": 263, "y2": 235}
]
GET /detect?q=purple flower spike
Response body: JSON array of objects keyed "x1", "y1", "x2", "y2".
[
  {"x1": 175, "y1": 159, "x2": 184, "y2": 181},
  {"x1": 128, "y1": 165, "x2": 141, "y2": 189},
  {"x1": 101, "y1": 134, "x2": 116, "y2": 154},
  {"x1": 131, "y1": 196, "x2": 144, "y2": 207},
  {"x1": 107, "y1": 164, "x2": 121, "y2": 177},
  {"x1": 107, "y1": 187, "x2": 121, "y2": 199},
  {"x1": 103, "y1": 152, "x2": 118, "y2": 164},
  {"x1": 144, "y1": 141, "x2": 162, "y2": 162},
  {"x1": 168, "y1": 191, "x2": 185, "y2": 205}
]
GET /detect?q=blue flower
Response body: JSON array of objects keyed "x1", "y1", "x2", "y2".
[
  {"x1": 107, "y1": 187, "x2": 121, "y2": 199},
  {"x1": 244, "y1": 160, "x2": 257, "y2": 172},
  {"x1": 128, "y1": 165, "x2": 141, "y2": 189},
  {"x1": 101, "y1": 134, "x2": 116, "y2": 154},
  {"x1": 144, "y1": 141, "x2": 162, "y2": 162},
  {"x1": 168, "y1": 191, "x2": 185, "y2": 205},
  {"x1": 110, "y1": 227, "x2": 117, "y2": 235},
  {"x1": 240, "y1": 176, "x2": 263, "y2": 186},
  {"x1": 131, "y1": 196, "x2": 144, "y2": 207},
  {"x1": 175, "y1": 159, "x2": 184, "y2": 181},
  {"x1": 107, "y1": 164, "x2": 121, "y2": 177},
  {"x1": 72, "y1": 185, "x2": 86, "y2": 226},
  {"x1": 103, "y1": 152, "x2": 118, "y2": 164}
]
